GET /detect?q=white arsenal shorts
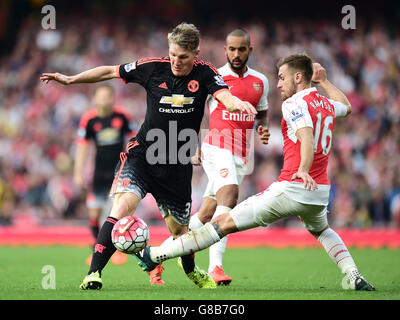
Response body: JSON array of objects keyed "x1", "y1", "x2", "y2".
[
  {"x1": 201, "y1": 143, "x2": 248, "y2": 199},
  {"x1": 229, "y1": 181, "x2": 329, "y2": 233}
]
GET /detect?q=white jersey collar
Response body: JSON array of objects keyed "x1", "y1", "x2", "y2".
[{"x1": 289, "y1": 87, "x2": 317, "y2": 100}]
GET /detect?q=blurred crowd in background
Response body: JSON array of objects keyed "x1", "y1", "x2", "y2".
[{"x1": 0, "y1": 1, "x2": 399, "y2": 229}]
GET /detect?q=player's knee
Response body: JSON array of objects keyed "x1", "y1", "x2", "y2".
[
  {"x1": 221, "y1": 197, "x2": 238, "y2": 209},
  {"x1": 198, "y1": 207, "x2": 214, "y2": 223},
  {"x1": 110, "y1": 193, "x2": 139, "y2": 219},
  {"x1": 197, "y1": 197, "x2": 217, "y2": 223},
  {"x1": 110, "y1": 203, "x2": 131, "y2": 220},
  {"x1": 216, "y1": 185, "x2": 238, "y2": 208}
]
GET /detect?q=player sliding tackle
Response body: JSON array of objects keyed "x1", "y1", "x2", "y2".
[
  {"x1": 135, "y1": 54, "x2": 376, "y2": 291},
  {"x1": 41, "y1": 23, "x2": 256, "y2": 290}
]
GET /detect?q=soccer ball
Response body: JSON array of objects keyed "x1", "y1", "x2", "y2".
[{"x1": 111, "y1": 216, "x2": 149, "y2": 254}]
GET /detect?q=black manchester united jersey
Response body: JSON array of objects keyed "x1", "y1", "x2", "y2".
[
  {"x1": 117, "y1": 56, "x2": 229, "y2": 164},
  {"x1": 77, "y1": 106, "x2": 134, "y2": 182}
]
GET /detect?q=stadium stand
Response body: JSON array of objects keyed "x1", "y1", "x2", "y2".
[{"x1": 0, "y1": 1, "x2": 399, "y2": 233}]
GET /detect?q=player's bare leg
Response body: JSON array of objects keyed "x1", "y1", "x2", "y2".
[
  {"x1": 310, "y1": 227, "x2": 375, "y2": 291},
  {"x1": 109, "y1": 192, "x2": 141, "y2": 220}
]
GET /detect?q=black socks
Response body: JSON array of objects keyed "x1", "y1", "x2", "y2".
[
  {"x1": 180, "y1": 253, "x2": 196, "y2": 274},
  {"x1": 88, "y1": 216, "x2": 118, "y2": 276}
]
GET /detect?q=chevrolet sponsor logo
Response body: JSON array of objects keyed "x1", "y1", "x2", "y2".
[{"x1": 160, "y1": 95, "x2": 194, "y2": 107}]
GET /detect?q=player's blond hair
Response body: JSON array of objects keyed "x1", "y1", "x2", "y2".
[{"x1": 168, "y1": 22, "x2": 200, "y2": 52}]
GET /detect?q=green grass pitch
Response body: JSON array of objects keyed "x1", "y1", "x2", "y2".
[{"x1": 0, "y1": 246, "x2": 399, "y2": 300}]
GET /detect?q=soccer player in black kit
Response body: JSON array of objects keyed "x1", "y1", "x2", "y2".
[
  {"x1": 41, "y1": 22, "x2": 257, "y2": 290},
  {"x1": 74, "y1": 85, "x2": 134, "y2": 267}
]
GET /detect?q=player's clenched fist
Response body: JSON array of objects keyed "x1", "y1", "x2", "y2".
[
  {"x1": 257, "y1": 125, "x2": 270, "y2": 145},
  {"x1": 311, "y1": 63, "x2": 327, "y2": 84}
]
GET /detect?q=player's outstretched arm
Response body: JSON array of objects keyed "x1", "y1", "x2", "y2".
[
  {"x1": 215, "y1": 90, "x2": 257, "y2": 115},
  {"x1": 312, "y1": 63, "x2": 352, "y2": 116},
  {"x1": 40, "y1": 65, "x2": 118, "y2": 85}
]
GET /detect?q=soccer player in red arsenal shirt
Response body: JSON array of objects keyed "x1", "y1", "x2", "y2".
[
  {"x1": 189, "y1": 29, "x2": 270, "y2": 285},
  {"x1": 136, "y1": 54, "x2": 376, "y2": 291}
]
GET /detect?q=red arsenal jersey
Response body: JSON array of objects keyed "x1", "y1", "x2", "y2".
[
  {"x1": 203, "y1": 64, "x2": 269, "y2": 162},
  {"x1": 278, "y1": 87, "x2": 348, "y2": 185}
]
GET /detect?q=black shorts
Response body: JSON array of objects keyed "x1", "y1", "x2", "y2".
[
  {"x1": 86, "y1": 176, "x2": 113, "y2": 209},
  {"x1": 110, "y1": 140, "x2": 192, "y2": 225}
]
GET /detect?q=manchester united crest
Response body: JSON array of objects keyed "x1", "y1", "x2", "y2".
[{"x1": 188, "y1": 80, "x2": 199, "y2": 93}]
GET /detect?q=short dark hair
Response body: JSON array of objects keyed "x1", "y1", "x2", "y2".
[
  {"x1": 277, "y1": 53, "x2": 313, "y2": 83},
  {"x1": 226, "y1": 28, "x2": 251, "y2": 46}
]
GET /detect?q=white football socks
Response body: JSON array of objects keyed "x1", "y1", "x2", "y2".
[
  {"x1": 317, "y1": 228, "x2": 357, "y2": 275},
  {"x1": 160, "y1": 235, "x2": 174, "y2": 247},
  {"x1": 189, "y1": 212, "x2": 204, "y2": 230},
  {"x1": 150, "y1": 222, "x2": 221, "y2": 263},
  {"x1": 208, "y1": 205, "x2": 231, "y2": 272}
]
